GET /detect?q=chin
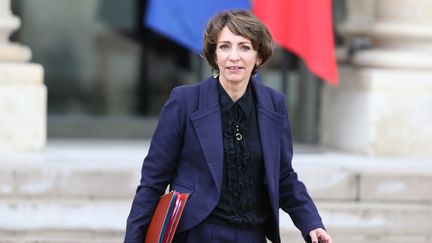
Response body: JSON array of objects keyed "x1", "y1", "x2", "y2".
[
  {"x1": 224, "y1": 75, "x2": 250, "y2": 83},
  {"x1": 226, "y1": 78, "x2": 246, "y2": 83}
]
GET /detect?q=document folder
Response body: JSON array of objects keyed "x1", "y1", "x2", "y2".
[{"x1": 145, "y1": 190, "x2": 189, "y2": 243}]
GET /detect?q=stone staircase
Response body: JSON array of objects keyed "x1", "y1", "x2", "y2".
[{"x1": 0, "y1": 140, "x2": 431, "y2": 243}]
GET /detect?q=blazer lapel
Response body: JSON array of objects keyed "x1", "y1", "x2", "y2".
[
  {"x1": 190, "y1": 78, "x2": 224, "y2": 193},
  {"x1": 252, "y1": 79, "x2": 284, "y2": 194}
]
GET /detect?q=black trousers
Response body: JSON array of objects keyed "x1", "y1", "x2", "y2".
[{"x1": 173, "y1": 221, "x2": 267, "y2": 243}]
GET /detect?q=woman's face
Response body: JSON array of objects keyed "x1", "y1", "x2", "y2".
[{"x1": 215, "y1": 26, "x2": 259, "y2": 86}]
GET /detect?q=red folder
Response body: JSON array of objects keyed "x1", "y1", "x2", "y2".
[{"x1": 145, "y1": 190, "x2": 189, "y2": 243}]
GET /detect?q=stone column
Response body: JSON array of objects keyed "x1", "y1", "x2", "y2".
[
  {"x1": 321, "y1": 0, "x2": 432, "y2": 157},
  {"x1": 0, "y1": 0, "x2": 46, "y2": 150}
]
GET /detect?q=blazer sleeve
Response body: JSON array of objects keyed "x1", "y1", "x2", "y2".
[
  {"x1": 277, "y1": 95, "x2": 325, "y2": 242},
  {"x1": 124, "y1": 88, "x2": 186, "y2": 243}
]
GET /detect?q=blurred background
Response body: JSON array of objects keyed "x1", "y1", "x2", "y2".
[
  {"x1": 1, "y1": 0, "x2": 432, "y2": 242},
  {"x1": 9, "y1": 0, "x2": 340, "y2": 142}
]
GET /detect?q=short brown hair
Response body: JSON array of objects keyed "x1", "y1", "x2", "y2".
[{"x1": 203, "y1": 10, "x2": 274, "y2": 74}]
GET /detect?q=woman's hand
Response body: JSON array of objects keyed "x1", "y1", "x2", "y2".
[{"x1": 309, "y1": 228, "x2": 332, "y2": 243}]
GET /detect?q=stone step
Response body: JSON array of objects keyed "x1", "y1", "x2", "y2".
[
  {"x1": 300, "y1": 169, "x2": 432, "y2": 203},
  {"x1": 1, "y1": 140, "x2": 432, "y2": 242},
  {"x1": 280, "y1": 235, "x2": 432, "y2": 243},
  {"x1": 279, "y1": 201, "x2": 432, "y2": 238},
  {"x1": 0, "y1": 233, "x2": 122, "y2": 243},
  {"x1": 1, "y1": 153, "x2": 432, "y2": 204},
  {"x1": 1, "y1": 235, "x2": 431, "y2": 243},
  {"x1": 2, "y1": 166, "x2": 431, "y2": 203},
  {"x1": 0, "y1": 166, "x2": 139, "y2": 200},
  {"x1": 294, "y1": 151, "x2": 432, "y2": 203},
  {"x1": 0, "y1": 200, "x2": 129, "y2": 233},
  {"x1": 0, "y1": 200, "x2": 431, "y2": 241}
]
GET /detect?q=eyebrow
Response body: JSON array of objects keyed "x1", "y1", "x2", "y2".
[{"x1": 217, "y1": 41, "x2": 252, "y2": 45}]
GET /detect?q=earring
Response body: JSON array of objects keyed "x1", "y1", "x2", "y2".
[{"x1": 212, "y1": 69, "x2": 219, "y2": 79}]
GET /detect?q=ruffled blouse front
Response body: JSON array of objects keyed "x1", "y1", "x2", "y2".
[{"x1": 206, "y1": 82, "x2": 269, "y2": 229}]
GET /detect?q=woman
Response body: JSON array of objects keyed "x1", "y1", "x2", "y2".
[{"x1": 125, "y1": 10, "x2": 332, "y2": 243}]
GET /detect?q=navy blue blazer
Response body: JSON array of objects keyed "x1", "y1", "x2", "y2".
[{"x1": 125, "y1": 77, "x2": 324, "y2": 243}]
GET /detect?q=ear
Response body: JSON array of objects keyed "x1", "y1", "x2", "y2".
[{"x1": 256, "y1": 59, "x2": 262, "y2": 66}]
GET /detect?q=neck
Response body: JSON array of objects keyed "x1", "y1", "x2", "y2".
[{"x1": 219, "y1": 78, "x2": 249, "y2": 102}]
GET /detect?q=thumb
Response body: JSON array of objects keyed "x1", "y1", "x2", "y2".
[{"x1": 309, "y1": 231, "x2": 318, "y2": 243}]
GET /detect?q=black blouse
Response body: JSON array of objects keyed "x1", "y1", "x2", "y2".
[{"x1": 206, "y1": 81, "x2": 270, "y2": 229}]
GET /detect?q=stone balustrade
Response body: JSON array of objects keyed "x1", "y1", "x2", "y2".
[{"x1": 0, "y1": 0, "x2": 46, "y2": 150}]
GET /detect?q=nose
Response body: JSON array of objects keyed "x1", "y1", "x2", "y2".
[{"x1": 229, "y1": 47, "x2": 240, "y2": 61}]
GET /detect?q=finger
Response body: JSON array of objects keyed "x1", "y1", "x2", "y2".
[
  {"x1": 318, "y1": 234, "x2": 332, "y2": 243},
  {"x1": 309, "y1": 231, "x2": 318, "y2": 243}
]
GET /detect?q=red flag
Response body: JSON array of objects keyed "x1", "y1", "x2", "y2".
[{"x1": 253, "y1": 0, "x2": 338, "y2": 85}]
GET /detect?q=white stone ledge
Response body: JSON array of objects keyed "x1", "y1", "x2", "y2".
[
  {"x1": 14, "y1": 168, "x2": 139, "y2": 199},
  {"x1": 0, "y1": 238, "x2": 121, "y2": 243},
  {"x1": 0, "y1": 200, "x2": 431, "y2": 241},
  {"x1": 1, "y1": 140, "x2": 432, "y2": 202},
  {"x1": 0, "y1": 170, "x2": 13, "y2": 196},
  {"x1": 0, "y1": 200, "x2": 130, "y2": 231},
  {"x1": 280, "y1": 234, "x2": 432, "y2": 243},
  {"x1": 360, "y1": 173, "x2": 432, "y2": 202},
  {"x1": 296, "y1": 170, "x2": 358, "y2": 200},
  {"x1": 0, "y1": 63, "x2": 43, "y2": 85},
  {"x1": 281, "y1": 202, "x2": 432, "y2": 236},
  {"x1": 2, "y1": 161, "x2": 432, "y2": 202}
]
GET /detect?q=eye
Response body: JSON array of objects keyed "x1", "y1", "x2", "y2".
[
  {"x1": 218, "y1": 44, "x2": 229, "y2": 50},
  {"x1": 240, "y1": 45, "x2": 251, "y2": 51}
]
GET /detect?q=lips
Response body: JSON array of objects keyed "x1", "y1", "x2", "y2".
[{"x1": 226, "y1": 66, "x2": 243, "y2": 70}]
